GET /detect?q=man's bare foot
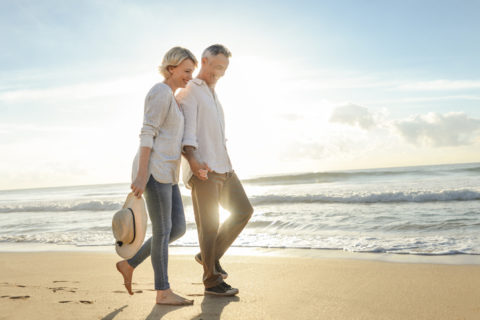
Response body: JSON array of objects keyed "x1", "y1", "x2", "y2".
[
  {"x1": 156, "y1": 288, "x2": 194, "y2": 306},
  {"x1": 116, "y1": 260, "x2": 134, "y2": 295}
]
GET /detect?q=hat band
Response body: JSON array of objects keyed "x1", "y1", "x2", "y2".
[{"x1": 116, "y1": 208, "x2": 137, "y2": 247}]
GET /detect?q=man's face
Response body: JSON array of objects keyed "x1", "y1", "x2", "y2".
[{"x1": 203, "y1": 54, "x2": 229, "y2": 85}]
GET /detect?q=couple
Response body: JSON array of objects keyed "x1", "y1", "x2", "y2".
[{"x1": 116, "y1": 45, "x2": 253, "y2": 305}]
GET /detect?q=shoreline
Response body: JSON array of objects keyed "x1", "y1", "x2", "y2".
[{"x1": 2, "y1": 243, "x2": 480, "y2": 265}]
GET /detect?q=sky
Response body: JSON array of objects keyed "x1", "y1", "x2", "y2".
[{"x1": 1, "y1": 0, "x2": 480, "y2": 190}]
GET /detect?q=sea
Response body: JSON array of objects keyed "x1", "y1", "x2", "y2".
[{"x1": 1, "y1": 162, "x2": 480, "y2": 258}]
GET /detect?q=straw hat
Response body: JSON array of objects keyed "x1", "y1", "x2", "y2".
[{"x1": 112, "y1": 192, "x2": 148, "y2": 259}]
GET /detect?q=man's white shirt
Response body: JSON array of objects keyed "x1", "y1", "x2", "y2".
[{"x1": 177, "y1": 78, "x2": 233, "y2": 188}]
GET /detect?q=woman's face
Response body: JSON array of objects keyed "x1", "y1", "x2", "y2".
[{"x1": 169, "y1": 59, "x2": 195, "y2": 88}]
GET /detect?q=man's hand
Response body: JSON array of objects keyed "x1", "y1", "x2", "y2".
[
  {"x1": 190, "y1": 158, "x2": 211, "y2": 180},
  {"x1": 183, "y1": 146, "x2": 212, "y2": 180}
]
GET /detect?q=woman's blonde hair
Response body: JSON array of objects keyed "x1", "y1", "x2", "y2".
[{"x1": 159, "y1": 47, "x2": 198, "y2": 78}]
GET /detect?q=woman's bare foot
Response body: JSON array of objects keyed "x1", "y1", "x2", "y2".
[
  {"x1": 156, "y1": 288, "x2": 194, "y2": 305},
  {"x1": 116, "y1": 260, "x2": 134, "y2": 295}
]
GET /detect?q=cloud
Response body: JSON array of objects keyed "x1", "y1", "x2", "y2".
[
  {"x1": 394, "y1": 112, "x2": 480, "y2": 147},
  {"x1": 329, "y1": 103, "x2": 377, "y2": 130},
  {"x1": 329, "y1": 104, "x2": 480, "y2": 148}
]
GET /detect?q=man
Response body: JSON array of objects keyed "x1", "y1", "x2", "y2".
[{"x1": 177, "y1": 44, "x2": 253, "y2": 296}]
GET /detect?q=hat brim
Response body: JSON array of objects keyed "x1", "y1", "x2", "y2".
[{"x1": 115, "y1": 192, "x2": 148, "y2": 259}]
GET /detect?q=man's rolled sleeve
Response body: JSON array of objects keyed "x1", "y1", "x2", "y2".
[
  {"x1": 139, "y1": 87, "x2": 171, "y2": 148},
  {"x1": 178, "y1": 90, "x2": 198, "y2": 150}
]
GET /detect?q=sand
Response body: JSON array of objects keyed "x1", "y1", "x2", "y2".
[{"x1": 1, "y1": 250, "x2": 480, "y2": 319}]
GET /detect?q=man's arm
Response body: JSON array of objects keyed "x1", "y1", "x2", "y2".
[
  {"x1": 183, "y1": 146, "x2": 211, "y2": 180},
  {"x1": 177, "y1": 87, "x2": 211, "y2": 180}
]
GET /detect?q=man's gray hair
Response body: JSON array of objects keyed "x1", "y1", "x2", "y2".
[{"x1": 202, "y1": 44, "x2": 232, "y2": 59}]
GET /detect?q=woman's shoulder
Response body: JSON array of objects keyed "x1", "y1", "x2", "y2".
[{"x1": 146, "y1": 82, "x2": 173, "y2": 100}]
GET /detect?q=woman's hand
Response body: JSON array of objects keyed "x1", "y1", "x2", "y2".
[
  {"x1": 131, "y1": 147, "x2": 152, "y2": 198},
  {"x1": 183, "y1": 146, "x2": 211, "y2": 180},
  {"x1": 190, "y1": 158, "x2": 211, "y2": 180},
  {"x1": 131, "y1": 173, "x2": 148, "y2": 198}
]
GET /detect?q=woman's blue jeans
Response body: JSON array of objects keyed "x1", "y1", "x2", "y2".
[{"x1": 127, "y1": 175, "x2": 186, "y2": 290}]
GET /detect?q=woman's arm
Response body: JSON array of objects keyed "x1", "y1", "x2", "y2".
[
  {"x1": 131, "y1": 146, "x2": 152, "y2": 198},
  {"x1": 131, "y1": 86, "x2": 171, "y2": 198}
]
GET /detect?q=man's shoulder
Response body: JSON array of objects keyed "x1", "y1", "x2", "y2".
[
  {"x1": 177, "y1": 80, "x2": 204, "y2": 100},
  {"x1": 190, "y1": 78, "x2": 204, "y2": 86},
  {"x1": 185, "y1": 78, "x2": 207, "y2": 92}
]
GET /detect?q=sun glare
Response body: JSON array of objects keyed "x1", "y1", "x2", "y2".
[{"x1": 219, "y1": 207, "x2": 231, "y2": 224}]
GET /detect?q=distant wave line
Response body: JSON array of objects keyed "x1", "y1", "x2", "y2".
[
  {"x1": 251, "y1": 189, "x2": 480, "y2": 205},
  {"x1": 243, "y1": 166, "x2": 480, "y2": 185}
]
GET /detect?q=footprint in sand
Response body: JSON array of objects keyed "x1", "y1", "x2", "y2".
[
  {"x1": 9, "y1": 296, "x2": 30, "y2": 300},
  {"x1": 51, "y1": 280, "x2": 80, "y2": 293},
  {"x1": 1, "y1": 295, "x2": 30, "y2": 299},
  {"x1": 0, "y1": 283, "x2": 27, "y2": 288},
  {"x1": 113, "y1": 290, "x2": 143, "y2": 294},
  {"x1": 53, "y1": 280, "x2": 80, "y2": 284},
  {"x1": 58, "y1": 300, "x2": 94, "y2": 304},
  {"x1": 48, "y1": 287, "x2": 77, "y2": 293}
]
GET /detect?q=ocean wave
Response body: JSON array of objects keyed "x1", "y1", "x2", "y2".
[
  {"x1": 243, "y1": 164, "x2": 480, "y2": 186},
  {"x1": 456, "y1": 166, "x2": 480, "y2": 173},
  {"x1": 250, "y1": 189, "x2": 480, "y2": 205},
  {"x1": 243, "y1": 171, "x2": 416, "y2": 185},
  {"x1": 2, "y1": 189, "x2": 479, "y2": 213},
  {"x1": 2, "y1": 234, "x2": 479, "y2": 256},
  {"x1": 0, "y1": 200, "x2": 123, "y2": 213},
  {"x1": 0, "y1": 195, "x2": 194, "y2": 213}
]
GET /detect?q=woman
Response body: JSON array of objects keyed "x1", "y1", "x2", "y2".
[{"x1": 116, "y1": 47, "x2": 197, "y2": 306}]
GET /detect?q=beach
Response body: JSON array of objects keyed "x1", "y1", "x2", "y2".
[
  {"x1": 1, "y1": 163, "x2": 480, "y2": 319},
  {"x1": 1, "y1": 250, "x2": 480, "y2": 320}
]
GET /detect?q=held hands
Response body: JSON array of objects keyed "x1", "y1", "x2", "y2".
[
  {"x1": 131, "y1": 173, "x2": 148, "y2": 198},
  {"x1": 190, "y1": 158, "x2": 211, "y2": 180},
  {"x1": 198, "y1": 168, "x2": 210, "y2": 180},
  {"x1": 182, "y1": 146, "x2": 211, "y2": 180}
]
